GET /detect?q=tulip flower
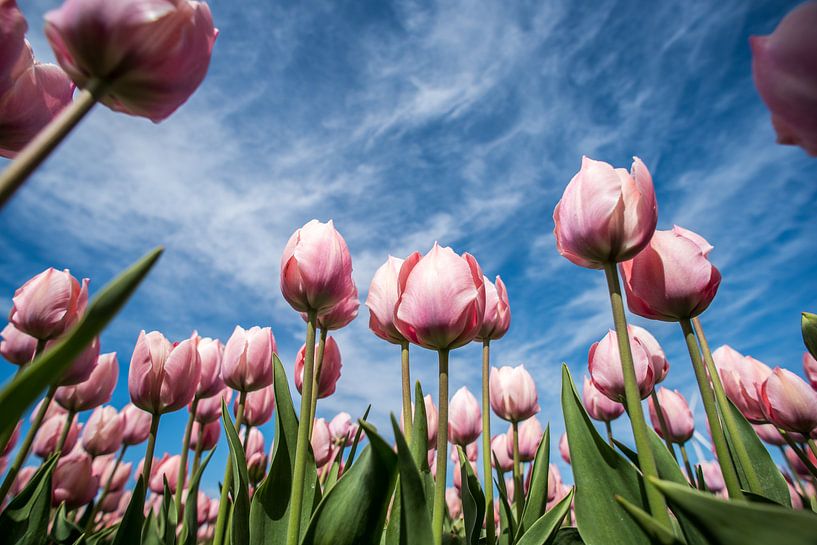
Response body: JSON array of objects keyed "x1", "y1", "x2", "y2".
[
  {"x1": 0, "y1": 322, "x2": 37, "y2": 365},
  {"x1": 196, "y1": 385, "x2": 233, "y2": 423},
  {"x1": 222, "y1": 325, "x2": 274, "y2": 393},
  {"x1": 452, "y1": 456, "x2": 478, "y2": 490},
  {"x1": 450, "y1": 441, "x2": 478, "y2": 464},
  {"x1": 1, "y1": 421, "x2": 20, "y2": 457},
  {"x1": 0, "y1": 0, "x2": 26, "y2": 81},
  {"x1": 93, "y1": 456, "x2": 131, "y2": 491},
  {"x1": 311, "y1": 418, "x2": 333, "y2": 468},
  {"x1": 128, "y1": 330, "x2": 201, "y2": 414},
  {"x1": 404, "y1": 394, "x2": 439, "y2": 450},
  {"x1": 305, "y1": 285, "x2": 360, "y2": 331},
  {"x1": 10, "y1": 466, "x2": 35, "y2": 498},
  {"x1": 490, "y1": 365, "x2": 540, "y2": 423},
  {"x1": 629, "y1": 325, "x2": 669, "y2": 384},
  {"x1": 448, "y1": 386, "x2": 481, "y2": 446},
  {"x1": 589, "y1": 330, "x2": 655, "y2": 402},
  {"x1": 55, "y1": 352, "x2": 118, "y2": 411},
  {"x1": 476, "y1": 276, "x2": 511, "y2": 342},
  {"x1": 31, "y1": 399, "x2": 67, "y2": 424},
  {"x1": 245, "y1": 428, "x2": 267, "y2": 483},
  {"x1": 490, "y1": 434, "x2": 514, "y2": 472},
  {"x1": 295, "y1": 336, "x2": 341, "y2": 399},
  {"x1": 509, "y1": 417, "x2": 543, "y2": 463},
  {"x1": 445, "y1": 488, "x2": 462, "y2": 519},
  {"x1": 760, "y1": 367, "x2": 817, "y2": 435},
  {"x1": 329, "y1": 412, "x2": 358, "y2": 445},
  {"x1": 149, "y1": 454, "x2": 183, "y2": 494},
  {"x1": 99, "y1": 488, "x2": 125, "y2": 514},
  {"x1": 784, "y1": 447, "x2": 810, "y2": 478},
  {"x1": 48, "y1": 334, "x2": 100, "y2": 386},
  {"x1": 82, "y1": 406, "x2": 124, "y2": 456},
  {"x1": 559, "y1": 433, "x2": 570, "y2": 464},
  {"x1": 120, "y1": 403, "x2": 152, "y2": 446},
  {"x1": 546, "y1": 463, "x2": 564, "y2": 502},
  {"x1": 648, "y1": 388, "x2": 694, "y2": 444},
  {"x1": 713, "y1": 346, "x2": 773, "y2": 423},
  {"x1": 699, "y1": 461, "x2": 725, "y2": 493},
  {"x1": 753, "y1": 423, "x2": 786, "y2": 447},
  {"x1": 366, "y1": 256, "x2": 407, "y2": 344},
  {"x1": 804, "y1": 352, "x2": 817, "y2": 390},
  {"x1": 52, "y1": 450, "x2": 98, "y2": 509},
  {"x1": 8, "y1": 268, "x2": 88, "y2": 341},
  {"x1": 239, "y1": 383, "x2": 274, "y2": 427},
  {"x1": 32, "y1": 413, "x2": 79, "y2": 458},
  {"x1": 189, "y1": 419, "x2": 220, "y2": 452},
  {"x1": 196, "y1": 337, "x2": 225, "y2": 399},
  {"x1": 582, "y1": 376, "x2": 625, "y2": 422}
]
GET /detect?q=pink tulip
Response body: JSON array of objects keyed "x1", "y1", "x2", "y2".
[
  {"x1": 476, "y1": 275, "x2": 511, "y2": 341},
  {"x1": 553, "y1": 156, "x2": 657, "y2": 269},
  {"x1": 508, "y1": 418, "x2": 543, "y2": 462},
  {"x1": 311, "y1": 418, "x2": 333, "y2": 468},
  {"x1": 280, "y1": 220, "x2": 356, "y2": 314},
  {"x1": 788, "y1": 480, "x2": 804, "y2": 510},
  {"x1": 1, "y1": 420, "x2": 21, "y2": 457},
  {"x1": 33, "y1": 413, "x2": 79, "y2": 457},
  {"x1": 452, "y1": 457, "x2": 478, "y2": 490},
  {"x1": 405, "y1": 394, "x2": 439, "y2": 449},
  {"x1": 490, "y1": 434, "x2": 514, "y2": 472},
  {"x1": 222, "y1": 325, "x2": 274, "y2": 393},
  {"x1": 99, "y1": 488, "x2": 125, "y2": 513},
  {"x1": 304, "y1": 285, "x2": 360, "y2": 331},
  {"x1": 588, "y1": 330, "x2": 655, "y2": 402},
  {"x1": 189, "y1": 419, "x2": 220, "y2": 452},
  {"x1": 8, "y1": 268, "x2": 88, "y2": 341},
  {"x1": 504, "y1": 476, "x2": 515, "y2": 502},
  {"x1": 621, "y1": 226, "x2": 721, "y2": 322},
  {"x1": 804, "y1": 351, "x2": 817, "y2": 390},
  {"x1": 784, "y1": 447, "x2": 810, "y2": 477},
  {"x1": 750, "y1": 2, "x2": 817, "y2": 156},
  {"x1": 628, "y1": 325, "x2": 669, "y2": 383},
  {"x1": 648, "y1": 387, "x2": 694, "y2": 443},
  {"x1": 559, "y1": 432, "x2": 570, "y2": 464},
  {"x1": 295, "y1": 336, "x2": 342, "y2": 399},
  {"x1": 449, "y1": 441, "x2": 478, "y2": 464},
  {"x1": 196, "y1": 385, "x2": 233, "y2": 423},
  {"x1": 10, "y1": 465, "x2": 36, "y2": 497},
  {"x1": 238, "y1": 383, "x2": 274, "y2": 427},
  {"x1": 55, "y1": 352, "x2": 118, "y2": 411},
  {"x1": 547, "y1": 463, "x2": 564, "y2": 501},
  {"x1": 760, "y1": 367, "x2": 817, "y2": 434},
  {"x1": 0, "y1": 0, "x2": 26, "y2": 83},
  {"x1": 0, "y1": 322, "x2": 37, "y2": 365},
  {"x1": 208, "y1": 498, "x2": 219, "y2": 522},
  {"x1": 120, "y1": 403, "x2": 152, "y2": 445},
  {"x1": 753, "y1": 423, "x2": 786, "y2": 447},
  {"x1": 149, "y1": 454, "x2": 183, "y2": 494},
  {"x1": 699, "y1": 461, "x2": 725, "y2": 492},
  {"x1": 47, "y1": 334, "x2": 100, "y2": 386},
  {"x1": 196, "y1": 337, "x2": 225, "y2": 399},
  {"x1": 93, "y1": 456, "x2": 131, "y2": 491},
  {"x1": 446, "y1": 487, "x2": 462, "y2": 519},
  {"x1": 244, "y1": 427, "x2": 265, "y2": 459},
  {"x1": 245, "y1": 427, "x2": 267, "y2": 482},
  {"x1": 448, "y1": 386, "x2": 481, "y2": 446},
  {"x1": 52, "y1": 450, "x2": 98, "y2": 508},
  {"x1": 329, "y1": 412, "x2": 358, "y2": 444},
  {"x1": 582, "y1": 376, "x2": 625, "y2": 422},
  {"x1": 394, "y1": 243, "x2": 486, "y2": 350},
  {"x1": 128, "y1": 330, "x2": 201, "y2": 414},
  {"x1": 82, "y1": 406, "x2": 124, "y2": 456},
  {"x1": 366, "y1": 256, "x2": 407, "y2": 344},
  {"x1": 44, "y1": 0, "x2": 217, "y2": 122},
  {"x1": 713, "y1": 345, "x2": 772, "y2": 423},
  {"x1": 490, "y1": 365, "x2": 540, "y2": 422},
  {"x1": 31, "y1": 398, "x2": 67, "y2": 423}
]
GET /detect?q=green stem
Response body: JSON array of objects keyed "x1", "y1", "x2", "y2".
[
  {"x1": 679, "y1": 319, "x2": 743, "y2": 499},
  {"x1": 481, "y1": 340, "x2": 495, "y2": 545},
  {"x1": 780, "y1": 432, "x2": 817, "y2": 481},
  {"x1": 175, "y1": 397, "x2": 199, "y2": 514},
  {"x1": 679, "y1": 443, "x2": 696, "y2": 487},
  {"x1": 603, "y1": 263, "x2": 671, "y2": 525},
  {"x1": 308, "y1": 327, "x2": 328, "y2": 433},
  {"x1": 140, "y1": 414, "x2": 161, "y2": 503},
  {"x1": 242, "y1": 424, "x2": 252, "y2": 449},
  {"x1": 286, "y1": 310, "x2": 318, "y2": 545},
  {"x1": 604, "y1": 420, "x2": 615, "y2": 448},
  {"x1": 192, "y1": 437, "x2": 204, "y2": 477},
  {"x1": 213, "y1": 391, "x2": 246, "y2": 545},
  {"x1": 0, "y1": 79, "x2": 107, "y2": 209},
  {"x1": 779, "y1": 445, "x2": 807, "y2": 496},
  {"x1": 401, "y1": 342, "x2": 413, "y2": 442},
  {"x1": 512, "y1": 420, "x2": 523, "y2": 523},
  {"x1": 55, "y1": 409, "x2": 76, "y2": 455},
  {"x1": 431, "y1": 349, "x2": 450, "y2": 545},
  {"x1": 649, "y1": 391, "x2": 678, "y2": 460},
  {"x1": 85, "y1": 444, "x2": 127, "y2": 532}
]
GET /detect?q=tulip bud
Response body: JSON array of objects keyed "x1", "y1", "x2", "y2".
[
  {"x1": 196, "y1": 385, "x2": 233, "y2": 423},
  {"x1": 446, "y1": 487, "x2": 462, "y2": 519},
  {"x1": 8, "y1": 268, "x2": 88, "y2": 341},
  {"x1": 394, "y1": 244, "x2": 486, "y2": 350},
  {"x1": 238, "y1": 383, "x2": 274, "y2": 427},
  {"x1": 452, "y1": 457, "x2": 478, "y2": 490},
  {"x1": 366, "y1": 256, "x2": 407, "y2": 344},
  {"x1": 804, "y1": 312, "x2": 817, "y2": 363},
  {"x1": 628, "y1": 325, "x2": 669, "y2": 384},
  {"x1": 222, "y1": 325, "x2": 274, "y2": 393},
  {"x1": 582, "y1": 377, "x2": 625, "y2": 422},
  {"x1": 10, "y1": 466, "x2": 36, "y2": 498},
  {"x1": 489, "y1": 365, "x2": 540, "y2": 423},
  {"x1": 47, "y1": 334, "x2": 100, "y2": 386},
  {"x1": 329, "y1": 412, "x2": 358, "y2": 445},
  {"x1": 128, "y1": 330, "x2": 201, "y2": 414},
  {"x1": 713, "y1": 345, "x2": 773, "y2": 423},
  {"x1": 56, "y1": 352, "x2": 118, "y2": 411},
  {"x1": 149, "y1": 454, "x2": 182, "y2": 494},
  {"x1": 31, "y1": 398, "x2": 67, "y2": 423},
  {"x1": 33, "y1": 413, "x2": 79, "y2": 457},
  {"x1": 760, "y1": 367, "x2": 817, "y2": 434},
  {"x1": 546, "y1": 463, "x2": 564, "y2": 501},
  {"x1": 553, "y1": 156, "x2": 657, "y2": 269},
  {"x1": 93, "y1": 456, "x2": 131, "y2": 491},
  {"x1": 752, "y1": 423, "x2": 786, "y2": 447},
  {"x1": 648, "y1": 387, "x2": 694, "y2": 444},
  {"x1": 295, "y1": 336, "x2": 341, "y2": 399},
  {"x1": 99, "y1": 488, "x2": 125, "y2": 514},
  {"x1": 304, "y1": 285, "x2": 360, "y2": 331},
  {"x1": 52, "y1": 450, "x2": 98, "y2": 508},
  {"x1": 0, "y1": 0, "x2": 26, "y2": 83},
  {"x1": 208, "y1": 498, "x2": 219, "y2": 522},
  {"x1": 82, "y1": 406, "x2": 124, "y2": 456},
  {"x1": 311, "y1": 418, "x2": 333, "y2": 468},
  {"x1": 245, "y1": 428, "x2": 267, "y2": 483},
  {"x1": 490, "y1": 434, "x2": 514, "y2": 472},
  {"x1": 447, "y1": 386, "x2": 481, "y2": 446},
  {"x1": 476, "y1": 275, "x2": 511, "y2": 341},
  {"x1": 559, "y1": 433, "x2": 570, "y2": 464},
  {"x1": 515, "y1": 417, "x2": 543, "y2": 462},
  {"x1": 588, "y1": 330, "x2": 655, "y2": 402},
  {"x1": 0, "y1": 323, "x2": 37, "y2": 365},
  {"x1": 120, "y1": 403, "x2": 152, "y2": 445},
  {"x1": 189, "y1": 419, "x2": 220, "y2": 452},
  {"x1": 699, "y1": 461, "x2": 725, "y2": 493},
  {"x1": 196, "y1": 337, "x2": 225, "y2": 399},
  {"x1": 784, "y1": 447, "x2": 810, "y2": 477}
]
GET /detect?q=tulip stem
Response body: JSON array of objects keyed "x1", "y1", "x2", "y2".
[
  {"x1": 679, "y1": 319, "x2": 743, "y2": 499},
  {"x1": 401, "y1": 342, "x2": 413, "y2": 443},
  {"x1": 602, "y1": 263, "x2": 671, "y2": 525},
  {"x1": 780, "y1": 431, "x2": 817, "y2": 480},
  {"x1": 242, "y1": 424, "x2": 252, "y2": 449},
  {"x1": 55, "y1": 409, "x2": 76, "y2": 455},
  {"x1": 286, "y1": 309, "x2": 318, "y2": 545},
  {"x1": 692, "y1": 317, "x2": 763, "y2": 494},
  {"x1": 604, "y1": 421, "x2": 614, "y2": 448},
  {"x1": 140, "y1": 414, "x2": 161, "y2": 503},
  {"x1": 511, "y1": 420, "x2": 523, "y2": 523},
  {"x1": 431, "y1": 348, "x2": 450, "y2": 545},
  {"x1": 678, "y1": 443, "x2": 696, "y2": 487},
  {"x1": 309, "y1": 327, "x2": 328, "y2": 434},
  {"x1": 214, "y1": 391, "x2": 246, "y2": 545},
  {"x1": 85, "y1": 444, "x2": 127, "y2": 532},
  {"x1": 192, "y1": 439, "x2": 204, "y2": 476},
  {"x1": 778, "y1": 445, "x2": 807, "y2": 496},
  {"x1": 175, "y1": 398, "x2": 199, "y2": 515},
  {"x1": 481, "y1": 340, "x2": 495, "y2": 545},
  {"x1": 649, "y1": 391, "x2": 677, "y2": 460},
  {"x1": 0, "y1": 79, "x2": 108, "y2": 210},
  {"x1": 0, "y1": 383, "x2": 57, "y2": 503}
]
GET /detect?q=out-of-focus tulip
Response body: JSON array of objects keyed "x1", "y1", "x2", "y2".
[
  {"x1": 120, "y1": 403, "x2": 151, "y2": 445},
  {"x1": 189, "y1": 419, "x2": 220, "y2": 452},
  {"x1": 0, "y1": 0, "x2": 26, "y2": 83},
  {"x1": 149, "y1": 454, "x2": 182, "y2": 494},
  {"x1": 281, "y1": 220, "x2": 356, "y2": 314},
  {"x1": 366, "y1": 256, "x2": 406, "y2": 344},
  {"x1": 82, "y1": 406, "x2": 124, "y2": 456},
  {"x1": 788, "y1": 480, "x2": 804, "y2": 510},
  {"x1": 553, "y1": 156, "x2": 657, "y2": 269},
  {"x1": 311, "y1": 418, "x2": 333, "y2": 468},
  {"x1": 0, "y1": 322, "x2": 37, "y2": 364},
  {"x1": 31, "y1": 398, "x2": 66, "y2": 423},
  {"x1": 196, "y1": 385, "x2": 233, "y2": 423},
  {"x1": 629, "y1": 325, "x2": 669, "y2": 383},
  {"x1": 222, "y1": 325, "x2": 274, "y2": 393},
  {"x1": 582, "y1": 376, "x2": 625, "y2": 422},
  {"x1": 47, "y1": 334, "x2": 100, "y2": 386},
  {"x1": 490, "y1": 434, "x2": 514, "y2": 472},
  {"x1": 305, "y1": 285, "x2": 359, "y2": 331},
  {"x1": 245, "y1": 428, "x2": 267, "y2": 483},
  {"x1": 52, "y1": 450, "x2": 98, "y2": 508},
  {"x1": 128, "y1": 330, "x2": 201, "y2": 414},
  {"x1": 8, "y1": 268, "x2": 88, "y2": 341},
  {"x1": 648, "y1": 387, "x2": 694, "y2": 443},
  {"x1": 208, "y1": 498, "x2": 219, "y2": 522},
  {"x1": 239, "y1": 383, "x2": 274, "y2": 427},
  {"x1": 589, "y1": 330, "x2": 655, "y2": 401},
  {"x1": 713, "y1": 345, "x2": 772, "y2": 423},
  {"x1": 93, "y1": 456, "x2": 131, "y2": 491},
  {"x1": 508, "y1": 418, "x2": 543, "y2": 462},
  {"x1": 33, "y1": 413, "x2": 79, "y2": 457},
  {"x1": 448, "y1": 386, "x2": 481, "y2": 446},
  {"x1": 446, "y1": 487, "x2": 462, "y2": 519},
  {"x1": 753, "y1": 423, "x2": 786, "y2": 446},
  {"x1": 329, "y1": 412, "x2": 358, "y2": 445},
  {"x1": 760, "y1": 367, "x2": 817, "y2": 434},
  {"x1": 449, "y1": 442, "x2": 478, "y2": 464},
  {"x1": 394, "y1": 243, "x2": 485, "y2": 350},
  {"x1": 196, "y1": 337, "x2": 224, "y2": 399},
  {"x1": 699, "y1": 461, "x2": 725, "y2": 492},
  {"x1": 547, "y1": 463, "x2": 564, "y2": 502},
  {"x1": 1, "y1": 420, "x2": 21, "y2": 457},
  {"x1": 452, "y1": 457, "x2": 478, "y2": 490},
  {"x1": 803, "y1": 351, "x2": 817, "y2": 390},
  {"x1": 476, "y1": 276, "x2": 511, "y2": 341},
  {"x1": 621, "y1": 226, "x2": 721, "y2": 322},
  {"x1": 490, "y1": 365, "x2": 540, "y2": 422},
  {"x1": 784, "y1": 447, "x2": 810, "y2": 477},
  {"x1": 559, "y1": 432, "x2": 570, "y2": 464},
  {"x1": 10, "y1": 465, "x2": 35, "y2": 497},
  {"x1": 99, "y1": 488, "x2": 125, "y2": 513},
  {"x1": 44, "y1": 0, "x2": 217, "y2": 122},
  {"x1": 295, "y1": 336, "x2": 341, "y2": 399},
  {"x1": 56, "y1": 352, "x2": 118, "y2": 411},
  {"x1": 750, "y1": 2, "x2": 817, "y2": 156}
]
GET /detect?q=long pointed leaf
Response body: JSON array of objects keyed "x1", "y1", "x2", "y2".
[
  {"x1": 410, "y1": 382, "x2": 428, "y2": 470},
  {"x1": 222, "y1": 401, "x2": 250, "y2": 545},
  {"x1": 516, "y1": 488, "x2": 575, "y2": 545},
  {"x1": 111, "y1": 476, "x2": 146, "y2": 545},
  {"x1": 391, "y1": 416, "x2": 433, "y2": 545},
  {"x1": 458, "y1": 446, "x2": 485, "y2": 545},
  {"x1": 0, "y1": 454, "x2": 59, "y2": 544},
  {"x1": 518, "y1": 424, "x2": 550, "y2": 537},
  {"x1": 614, "y1": 496, "x2": 683, "y2": 545},
  {"x1": 179, "y1": 449, "x2": 215, "y2": 545}
]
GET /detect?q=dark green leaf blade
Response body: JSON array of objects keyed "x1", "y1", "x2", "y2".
[
  {"x1": 111, "y1": 475, "x2": 146, "y2": 545},
  {"x1": 457, "y1": 446, "x2": 485, "y2": 545},
  {"x1": 410, "y1": 382, "x2": 428, "y2": 470},
  {"x1": 179, "y1": 449, "x2": 215, "y2": 545},
  {"x1": 614, "y1": 495, "x2": 683, "y2": 545},
  {"x1": 391, "y1": 416, "x2": 433, "y2": 545},
  {"x1": 518, "y1": 424, "x2": 550, "y2": 537},
  {"x1": 516, "y1": 488, "x2": 575, "y2": 545},
  {"x1": 222, "y1": 401, "x2": 250, "y2": 545},
  {"x1": 0, "y1": 454, "x2": 59, "y2": 545}
]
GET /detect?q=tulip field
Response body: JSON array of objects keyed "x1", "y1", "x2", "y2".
[{"x1": 0, "y1": 0, "x2": 816, "y2": 544}]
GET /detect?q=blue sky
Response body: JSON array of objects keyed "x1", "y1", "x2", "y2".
[{"x1": 1, "y1": 0, "x2": 815, "y2": 494}]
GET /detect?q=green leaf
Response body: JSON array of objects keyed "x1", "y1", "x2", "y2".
[
  {"x1": 51, "y1": 502, "x2": 82, "y2": 544},
  {"x1": 0, "y1": 454, "x2": 58, "y2": 544},
  {"x1": 0, "y1": 247, "x2": 162, "y2": 438},
  {"x1": 410, "y1": 382, "x2": 428, "y2": 470},
  {"x1": 222, "y1": 401, "x2": 250, "y2": 545},
  {"x1": 516, "y1": 488, "x2": 575, "y2": 545},
  {"x1": 518, "y1": 424, "x2": 550, "y2": 537},
  {"x1": 494, "y1": 457, "x2": 516, "y2": 545},
  {"x1": 346, "y1": 404, "x2": 372, "y2": 469},
  {"x1": 301, "y1": 422, "x2": 397, "y2": 545},
  {"x1": 551, "y1": 527, "x2": 584, "y2": 545},
  {"x1": 111, "y1": 475, "x2": 146, "y2": 545},
  {"x1": 457, "y1": 446, "x2": 485, "y2": 545},
  {"x1": 802, "y1": 312, "x2": 817, "y2": 361},
  {"x1": 390, "y1": 416, "x2": 433, "y2": 545},
  {"x1": 560, "y1": 365, "x2": 651, "y2": 545},
  {"x1": 178, "y1": 449, "x2": 215, "y2": 545},
  {"x1": 614, "y1": 495, "x2": 683, "y2": 545},
  {"x1": 651, "y1": 478, "x2": 817, "y2": 545}
]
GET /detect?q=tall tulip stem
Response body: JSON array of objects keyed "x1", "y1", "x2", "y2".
[
  {"x1": 481, "y1": 340, "x2": 495, "y2": 545},
  {"x1": 0, "y1": 79, "x2": 108, "y2": 210},
  {"x1": 431, "y1": 348, "x2": 450, "y2": 545},
  {"x1": 140, "y1": 414, "x2": 161, "y2": 503},
  {"x1": 85, "y1": 444, "x2": 127, "y2": 532},
  {"x1": 308, "y1": 327, "x2": 328, "y2": 432},
  {"x1": 678, "y1": 443, "x2": 696, "y2": 487},
  {"x1": 649, "y1": 391, "x2": 677, "y2": 459},
  {"x1": 55, "y1": 409, "x2": 76, "y2": 455},
  {"x1": 175, "y1": 397, "x2": 199, "y2": 514},
  {"x1": 511, "y1": 420, "x2": 523, "y2": 523},
  {"x1": 602, "y1": 263, "x2": 670, "y2": 525},
  {"x1": 780, "y1": 431, "x2": 817, "y2": 480},
  {"x1": 192, "y1": 438, "x2": 204, "y2": 476},
  {"x1": 286, "y1": 309, "x2": 318, "y2": 545},
  {"x1": 604, "y1": 421, "x2": 614, "y2": 447},
  {"x1": 401, "y1": 342, "x2": 413, "y2": 442},
  {"x1": 778, "y1": 445, "x2": 806, "y2": 494},
  {"x1": 214, "y1": 391, "x2": 246, "y2": 545},
  {"x1": 679, "y1": 318, "x2": 743, "y2": 499}
]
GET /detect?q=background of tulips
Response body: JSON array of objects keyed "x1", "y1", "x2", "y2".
[{"x1": 1, "y1": 0, "x2": 816, "y2": 544}]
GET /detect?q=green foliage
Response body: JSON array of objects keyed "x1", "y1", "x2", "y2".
[{"x1": 0, "y1": 454, "x2": 59, "y2": 545}]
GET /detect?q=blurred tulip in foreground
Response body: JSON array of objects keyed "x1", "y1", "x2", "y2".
[
  {"x1": 0, "y1": 322, "x2": 36, "y2": 365},
  {"x1": 52, "y1": 450, "x2": 97, "y2": 508},
  {"x1": 56, "y1": 352, "x2": 118, "y2": 411},
  {"x1": 8, "y1": 268, "x2": 87, "y2": 341},
  {"x1": 82, "y1": 406, "x2": 124, "y2": 456},
  {"x1": 120, "y1": 403, "x2": 151, "y2": 445}
]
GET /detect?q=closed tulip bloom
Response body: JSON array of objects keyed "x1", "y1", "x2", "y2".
[
  {"x1": 222, "y1": 325, "x2": 274, "y2": 393},
  {"x1": 629, "y1": 325, "x2": 669, "y2": 383},
  {"x1": 582, "y1": 376, "x2": 625, "y2": 422},
  {"x1": 448, "y1": 386, "x2": 481, "y2": 446},
  {"x1": 189, "y1": 419, "x2": 220, "y2": 452},
  {"x1": 490, "y1": 365, "x2": 540, "y2": 422},
  {"x1": 10, "y1": 465, "x2": 36, "y2": 497},
  {"x1": 713, "y1": 345, "x2": 772, "y2": 423},
  {"x1": 48, "y1": 335, "x2": 100, "y2": 386},
  {"x1": 803, "y1": 352, "x2": 817, "y2": 390},
  {"x1": 244, "y1": 427, "x2": 265, "y2": 460},
  {"x1": 33, "y1": 413, "x2": 79, "y2": 457},
  {"x1": 149, "y1": 454, "x2": 183, "y2": 494},
  {"x1": 553, "y1": 156, "x2": 657, "y2": 269},
  {"x1": 648, "y1": 388, "x2": 694, "y2": 443},
  {"x1": 699, "y1": 461, "x2": 725, "y2": 493},
  {"x1": 476, "y1": 275, "x2": 511, "y2": 341},
  {"x1": 31, "y1": 398, "x2": 67, "y2": 423},
  {"x1": 2, "y1": 420, "x2": 21, "y2": 457},
  {"x1": 752, "y1": 423, "x2": 786, "y2": 447},
  {"x1": 509, "y1": 417, "x2": 543, "y2": 462},
  {"x1": 295, "y1": 335, "x2": 342, "y2": 398},
  {"x1": 490, "y1": 434, "x2": 514, "y2": 472},
  {"x1": 304, "y1": 285, "x2": 360, "y2": 331},
  {"x1": 52, "y1": 450, "x2": 98, "y2": 508},
  {"x1": 449, "y1": 441, "x2": 478, "y2": 464},
  {"x1": 281, "y1": 220, "x2": 355, "y2": 314},
  {"x1": 238, "y1": 383, "x2": 274, "y2": 427},
  {"x1": 446, "y1": 488, "x2": 462, "y2": 519},
  {"x1": 82, "y1": 406, "x2": 124, "y2": 456},
  {"x1": 589, "y1": 330, "x2": 655, "y2": 402},
  {"x1": 366, "y1": 256, "x2": 406, "y2": 344},
  {"x1": 761, "y1": 367, "x2": 817, "y2": 434},
  {"x1": 750, "y1": 2, "x2": 817, "y2": 156},
  {"x1": 621, "y1": 226, "x2": 721, "y2": 322},
  {"x1": 311, "y1": 418, "x2": 333, "y2": 468},
  {"x1": 128, "y1": 330, "x2": 201, "y2": 414},
  {"x1": 0, "y1": 322, "x2": 37, "y2": 365},
  {"x1": 120, "y1": 403, "x2": 152, "y2": 445},
  {"x1": 56, "y1": 352, "x2": 118, "y2": 411},
  {"x1": 559, "y1": 433, "x2": 570, "y2": 464},
  {"x1": 196, "y1": 385, "x2": 233, "y2": 423},
  {"x1": 8, "y1": 268, "x2": 88, "y2": 341},
  {"x1": 207, "y1": 498, "x2": 219, "y2": 522},
  {"x1": 394, "y1": 243, "x2": 486, "y2": 350},
  {"x1": 329, "y1": 412, "x2": 358, "y2": 444},
  {"x1": 99, "y1": 488, "x2": 125, "y2": 513},
  {"x1": 93, "y1": 456, "x2": 132, "y2": 491},
  {"x1": 196, "y1": 337, "x2": 225, "y2": 399},
  {"x1": 784, "y1": 447, "x2": 810, "y2": 477},
  {"x1": 547, "y1": 463, "x2": 564, "y2": 502},
  {"x1": 44, "y1": 0, "x2": 217, "y2": 122}
]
